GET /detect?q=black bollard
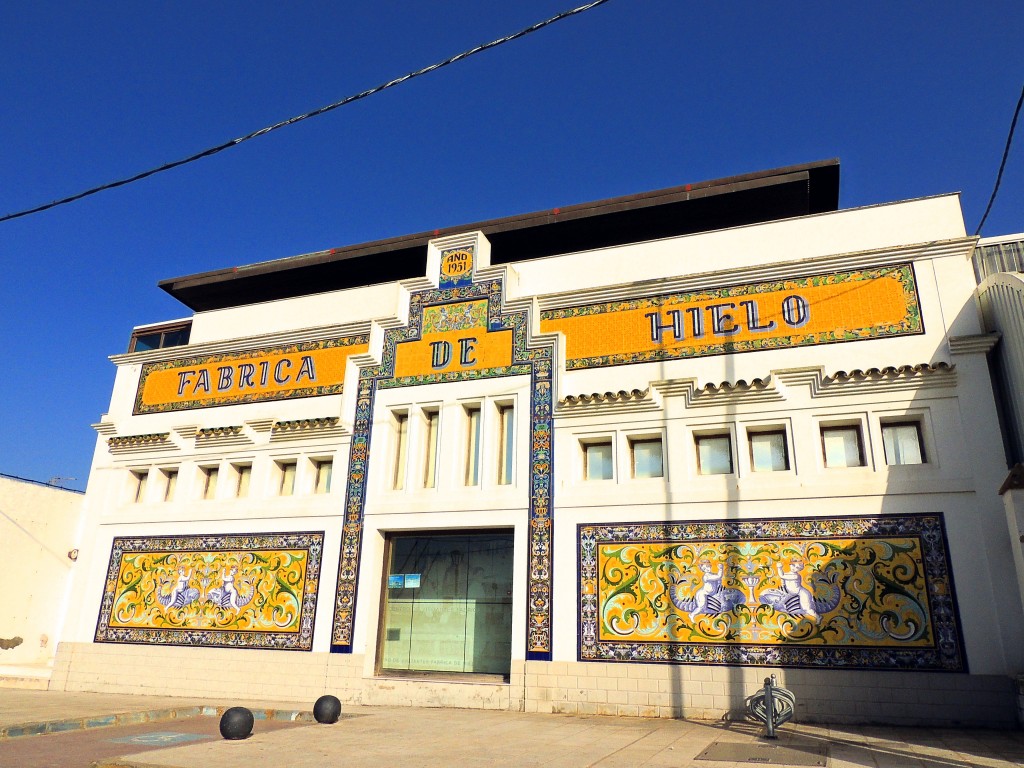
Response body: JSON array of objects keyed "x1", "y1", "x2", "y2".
[
  {"x1": 219, "y1": 706, "x2": 254, "y2": 740},
  {"x1": 313, "y1": 694, "x2": 342, "y2": 724}
]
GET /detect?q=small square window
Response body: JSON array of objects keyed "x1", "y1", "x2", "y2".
[
  {"x1": 882, "y1": 422, "x2": 924, "y2": 465},
  {"x1": 584, "y1": 440, "x2": 613, "y2": 480},
  {"x1": 233, "y1": 463, "x2": 252, "y2": 498},
  {"x1": 131, "y1": 469, "x2": 149, "y2": 503},
  {"x1": 200, "y1": 466, "x2": 219, "y2": 500},
  {"x1": 278, "y1": 461, "x2": 297, "y2": 496},
  {"x1": 630, "y1": 438, "x2": 664, "y2": 479},
  {"x1": 314, "y1": 459, "x2": 333, "y2": 494},
  {"x1": 749, "y1": 431, "x2": 789, "y2": 472},
  {"x1": 821, "y1": 426, "x2": 864, "y2": 468},
  {"x1": 696, "y1": 434, "x2": 733, "y2": 475}
]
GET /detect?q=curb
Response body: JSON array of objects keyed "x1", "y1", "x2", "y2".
[{"x1": 0, "y1": 705, "x2": 313, "y2": 740}]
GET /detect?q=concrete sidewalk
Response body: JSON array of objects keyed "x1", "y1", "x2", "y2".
[{"x1": 1, "y1": 689, "x2": 1023, "y2": 768}]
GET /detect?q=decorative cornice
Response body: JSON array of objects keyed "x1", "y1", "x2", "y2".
[
  {"x1": 948, "y1": 333, "x2": 1000, "y2": 355},
  {"x1": 196, "y1": 425, "x2": 243, "y2": 439},
  {"x1": 195, "y1": 425, "x2": 251, "y2": 449},
  {"x1": 270, "y1": 416, "x2": 346, "y2": 442},
  {"x1": 561, "y1": 388, "x2": 650, "y2": 406},
  {"x1": 172, "y1": 425, "x2": 199, "y2": 441},
  {"x1": 536, "y1": 237, "x2": 975, "y2": 310},
  {"x1": 107, "y1": 433, "x2": 170, "y2": 448},
  {"x1": 107, "y1": 433, "x2": 175, "y2": 455},
  {"x1": 245, "y1": 418, "x2": 276, "y2": 434},
  {"x1": 797, "y1": 362, "x2": 957, "y2": 397},
  {"x1": 92, "y1": 421, "x2": 117, "y2": 436},
  {"x1": 272, "y1": 417, "x2": 340, "y2": 432},
  {"x1": 652, "y1": 376, "x2": 783, "y2": 408},
  {"x1": 555, "y1": 388, "x2": 660, "y2": 416}
]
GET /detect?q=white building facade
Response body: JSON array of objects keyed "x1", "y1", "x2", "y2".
[{"x1": 56, "y1": 162, "x2": 1024, "y2": 726}]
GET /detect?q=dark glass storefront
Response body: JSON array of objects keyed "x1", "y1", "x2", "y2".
[{"x1": 380, "y1": 531, "x2": 513, "y2": 676}]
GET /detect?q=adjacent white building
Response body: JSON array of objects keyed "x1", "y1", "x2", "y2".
[{"x1": 54, "y1": 161, "x2": 1024, "y2": 726}]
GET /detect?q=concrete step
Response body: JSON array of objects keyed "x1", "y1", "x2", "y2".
[{"x1": 0, "y1": 664, "x2": 52, "y2": 690}]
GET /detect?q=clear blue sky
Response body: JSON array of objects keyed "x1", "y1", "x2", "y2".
[{"x1": 2, "y1": 1, "x2": 1022, "y2": 490}]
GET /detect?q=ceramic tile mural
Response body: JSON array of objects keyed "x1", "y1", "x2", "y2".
[
  {"x1": 579, "y1": 514, "x2": 965, "y2": 670},
  {"x1": 134, "y1": 336, "x2": 369, "y2": 414},
  {"x1": 95, "y1": 532, "x2": 323, "y2": 650},
  {"x1": 541, "y1": 265, "x2": 922, "y2": 369},
  {"x1": 331, "y1": 248, "x2": 557, "y2": 659}
]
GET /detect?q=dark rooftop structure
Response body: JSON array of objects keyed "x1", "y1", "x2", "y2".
[{"x1": 160, "y1": 159, "x2": 840, "y2": 312}]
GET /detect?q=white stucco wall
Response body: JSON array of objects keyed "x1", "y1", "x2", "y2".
[
  {"x1": 57, "y1": 192, "x2": 1024, "y2": 724},
  {"x1": 0, "y1": 475, "x2": 83, "y2": 670}
]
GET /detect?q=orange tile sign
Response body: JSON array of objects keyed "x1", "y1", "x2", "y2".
[
  {"x1": 134, "y1": 336, "x2": 368, "y2": 413},
  {"x1": 540, "y1": 265, "x2": 921, "y2": 369},
  {"x1": 393, "y1": 299, "x2": 514, "y2": 380}
]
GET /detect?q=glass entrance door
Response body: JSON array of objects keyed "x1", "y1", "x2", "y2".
[{"x1": 380, "y1": 531, "x2": 513, "y2": 676}]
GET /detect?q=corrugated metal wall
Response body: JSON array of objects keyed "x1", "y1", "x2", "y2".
[{"x1": 979, "y1": 271, "x2": 1024, "y2": 465}]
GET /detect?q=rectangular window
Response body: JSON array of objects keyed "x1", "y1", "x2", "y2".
[
  {"x1": 162, "y1": 469, "x2": 178, "y2": 502},
  {"x1": 630, "y1": 438, "x2": 664, "y2": 478},
  {"x1": 380, "y1": 531, "x2": 513, "y2": 676},
  {"x1": 278, "y1": 461, "x2": 297, "y2": 496},
  {"x1": 882, "y1": 422, "x2": 924, "y2": 465},
  {"x1": 822, "y1": 426, "x2": 865, "y2": 468},
  {"x1": 497, "y1": 404, "x2": 514, "y2": 485},
  {"x1": 584, "y1": 440, "x2": 613, "y2": 480},
  {"x1": 201, "y1": 466, "x2": 219, "y2": 500},
  {"x1": 314, "y1": 459, "x2": 333, "y2": 494},
  {"x1": 393, "y1": 412, "x2": 409, "y2": 490},
  {"x1": 696, "y1": 434, "x2": 733, "y2": 475},
  {"x1": 233, "y1": 463, "x2": 252, "y2": 498},
  {"x1": 131, "y1": 470, "x2": 149, "y2": 503},
  {"x1": 423, "y1": 409, "x2": 440, "y2": 489},
  {"x1": 465, "y1": 406, "x2": 482, "y2": 486},
  {"x1": 749, "y1": 431, "x2": 789, "y2": 472}
]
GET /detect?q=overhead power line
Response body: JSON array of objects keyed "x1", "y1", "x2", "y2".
[
  {"x1": 0, "y1": 0, "x2": 614, "y2": 225},
  {"x1": 975, "y1": 83, "x2": 1024, "y2": 236}
]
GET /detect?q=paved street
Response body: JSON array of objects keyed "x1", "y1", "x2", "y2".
[{"x1": 0, "y1": 689, "x2": 1022, "y2": 768}]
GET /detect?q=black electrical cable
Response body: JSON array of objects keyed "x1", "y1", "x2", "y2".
[
  {"x1": 0, "y1": 0, "x2": 614, "y2": 225},
  {"x1": 975, "y1": 84, "x2": 1024, "y2": 236}
]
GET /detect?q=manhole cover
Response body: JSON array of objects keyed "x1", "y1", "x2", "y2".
[{"x1": 697, "y1": 740, "x2": 828, "y2": 766}]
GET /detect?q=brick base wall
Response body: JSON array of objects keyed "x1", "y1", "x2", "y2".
[{"x1": 51, "y1": 643, "x2": 1015, "y2": 727}]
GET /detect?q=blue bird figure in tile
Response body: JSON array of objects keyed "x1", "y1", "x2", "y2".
[
  {"x1": 758, "y1": 558, "x2": 840, "y2": 620},
  {"x1": 670, "y1": 558, "x2": 745, "y2": 621},
  {"x1": 158, "y1": 567, "x2": 200, "y2": 609}
]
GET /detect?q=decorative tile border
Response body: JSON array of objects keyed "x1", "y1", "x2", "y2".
[
  {"x1": 542, "y1": 264, "x2": 923, "y2": 369},
  {"x1": 331, "y1": 259, "x2": 556, "y2": 660},
  {"x1": 579, "y1": 514, "x2": 965, "y2": 671},
  {"x1": 134, "y1": 335, "x2": 369, "y2": 414},
  {"x1": 95, "y1": 532, "x2": 323, "y2": 651}
]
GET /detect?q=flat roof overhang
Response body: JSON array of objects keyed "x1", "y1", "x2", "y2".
[{"x1": 160, "y1": 159, "x2": 839, "y2": 312}]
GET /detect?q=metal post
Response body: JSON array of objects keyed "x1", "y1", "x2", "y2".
[{"x1": 763, "y1": 676, "x2": 776, "y2": 739}]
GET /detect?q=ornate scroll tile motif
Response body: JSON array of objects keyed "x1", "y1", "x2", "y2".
[
  {"x1": 95, "y1": 532, "x2": 323, "y2": 650},
  {"x1": 579, "y1": 514, "x2": 965, "y2": 671},
  {"x1": 542, "y1": 264, "x2": 923, "y2": 370},
  {"x1": 331, "y1": 254, "x2": 556, "y2": 660}
]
